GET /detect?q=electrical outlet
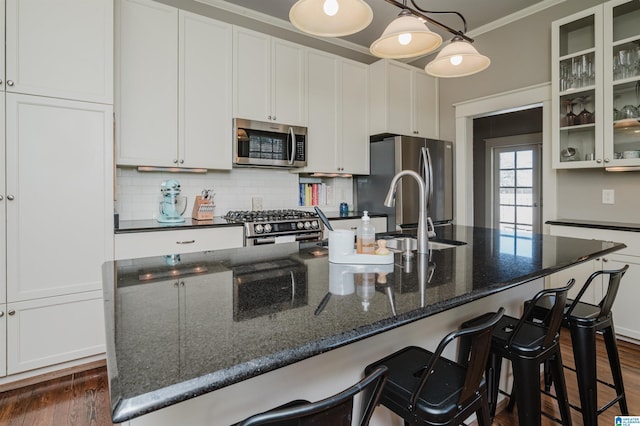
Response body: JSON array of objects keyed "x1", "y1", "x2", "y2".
[
  {"x1": 252, "y1": 196, "x2": 263, "y2": 211},
  {"x1": 602, "y1": 189, "x2": 615, "y2": 204}
]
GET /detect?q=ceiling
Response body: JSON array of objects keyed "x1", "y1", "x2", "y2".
[{"x1": 219, "y1": 0, "x2": 553, "y2": 51}]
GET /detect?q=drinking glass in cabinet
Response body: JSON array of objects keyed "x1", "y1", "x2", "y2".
[
  {"x1": 562, "y1": 99, "x2": 577, "y2": 127},
  {"x1": 613, "y1": 44, "x2": 640, "y2": 80},
  {"x1": 560, "y1": 53, "x2": 595, "y2": 91},
  {"x1": 577, "y1": 96, "x2": 594, "y2": 125}
]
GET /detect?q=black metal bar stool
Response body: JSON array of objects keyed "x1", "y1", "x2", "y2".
[
  {"x1": 460, "y1": 280, "x2": 575, "y2": 426},
  {"x1": 363, "y1": 308, "x2": 505, "y2": 425},
  {"x1": 529, "y1": 265, "x2": 629, "y2": 426},
  {"x1": 236, "y1": 365, "x2": 388, "y2": 426}
]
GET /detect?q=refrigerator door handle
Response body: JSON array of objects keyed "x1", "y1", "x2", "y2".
[{"x1": 420, "y1": 147, "x2": 434, "y2": 211}]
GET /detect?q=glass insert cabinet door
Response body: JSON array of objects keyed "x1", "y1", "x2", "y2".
[
  {"x1": 604, "y1": 0, "x2": 640, "y2": 168},
  {"x1": 552, "y1": 0, "x2": 640, "y2": 170},
  {"x1": 552, "y1": 5, "x2": 603, "y2": 169}
]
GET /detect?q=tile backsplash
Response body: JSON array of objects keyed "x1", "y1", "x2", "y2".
[{"x1": 115, "y1": 167, "x2": 354, "y2": 221}]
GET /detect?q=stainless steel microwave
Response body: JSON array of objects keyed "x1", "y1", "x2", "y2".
[{"x1": 233, "y1": 118, "x2": 307, "y2": 168}]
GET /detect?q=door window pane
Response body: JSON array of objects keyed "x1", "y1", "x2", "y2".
[
  {"x1": 500, "y1": 205, "x2": 515, "y2": 223},
  {"x1": 500, "y1": 188, "x2": 515, "y2": 205},
  {"x1": 517, "y1": 150, "x2": 533, "y2": 168},
  {"x1": 517, "y1": 206, "x2": 533, "y2": 225},
  {"x1": 517, "y1": 169, "x2": 533, "y2": 187},
  {"x1": 500, "y1": 152, "x2": 515, "y2": 168},
  {"x1": 516, "y1": 188, "x2": 533, "y2": 205},
  {"x1": 500, "y1": 170, "x2": 515, "y2": 187}
]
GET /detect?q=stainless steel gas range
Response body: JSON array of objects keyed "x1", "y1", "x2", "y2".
[{"x1": 224, "y1": 209, "x2": 324, "y2": 246}]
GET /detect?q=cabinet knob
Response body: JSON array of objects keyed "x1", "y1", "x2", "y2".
[
  {"x1": 603, "y1": 258, "x2": 608, "y2": 262},
  {"x1": 180, "y1": 159, "x2": 184, "y2": 164},
  {"x1": 268, "y1": 115, "x2": 272, "y2": 120},
  {"x1": 0, "y1": 195, "x2": 3, "y2": 201},
  {"x1": 604, "y1": 158, "x2": 610, "y2": 163},
  {"x1": 7, "y1": 195, "x2": 15, "y2": 201},
  {"x1": 173, "y1": 159, "x2": 178, "y2": 164},
  {"x1": 6, "y1": 80, "x2": 14, "y2": 87},
  {"x1": 180, "y1": 281, "x2": 185, "y2": 287},
  {"x1": 8, "y1": 310, "x2": 15, "y2": 316},
  {"x1": 272, "y1": 116, "x2": 276, "y2": 121},
  {"x1": 596, "y1": 159, "x2": 602, "y2": 163},
  {"x1": 0, "y1": 79, "x2": 3, "y2": 85},
  {"x1": 0, "y1": 311, "x2": 4, "y2": 317}
]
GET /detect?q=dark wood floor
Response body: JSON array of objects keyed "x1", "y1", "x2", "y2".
[{"x1": 0, "y1": 332, "x2": 637, "y2": 425}]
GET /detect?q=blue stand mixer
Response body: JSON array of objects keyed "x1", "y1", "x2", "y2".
[{"x1": 158, "y1": 179, "x2": 187, "y2": 223}]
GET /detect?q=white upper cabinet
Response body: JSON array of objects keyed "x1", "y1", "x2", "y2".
[
  {"x1": 116, "y1": 0, "x2": 178, "y2": 167},
  {"x1": 340, "y1": 60, "x2": 370, "y2": 175},
  {"x1": 234, "y1": 27, "x2": 307, "y2": 126},
  {"x1": 552, "y1": 0, "x2": 640, "y2": 169},
  {"x1": 4, "y1": 0, "x2": 113, "y2": 103},
  {"x1": 304, "y1": 50, "x2": 369, "y2": 174},
  {"x1": 369, "y1": 59, "x2": 438, "y2": 138},
  {"x1": 179, "y1": 11, "x2": 232, "y2": 170},
  {"x1": 116, "y1": 0, "x2": 232, "y2": 170}
]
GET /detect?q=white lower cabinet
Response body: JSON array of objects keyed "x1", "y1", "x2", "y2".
[
  {"x1": 115, "y1": 226, "x2": 244, "y2": 260},
  {"x1": 6, "y1": 291, "x2": 105, "y2": 375},
  {"x1": 548, "y1": 224, "x2": 640, "y2": 341}
]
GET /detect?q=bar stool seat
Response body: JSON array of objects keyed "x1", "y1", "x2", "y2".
[
  {"x1": 461, "y1": 280, "x2": 575, "y2": 426},
  {"x1": 528, "y1": 265, "x2": 629, "y2": 426},
  {"x1": 364, "y1": 308, "x2": 505, "y2": 425},
  {"x1": 236, "y1": 366, "x2": 388, "y2": 426}
]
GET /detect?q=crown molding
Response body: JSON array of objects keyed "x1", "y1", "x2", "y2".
[
  {"x1": 467, "y1": 0, "x2": 566, "y2": 39},
  {"x1": 194, "y1": 0, "x2": 373, "y2": 56}
]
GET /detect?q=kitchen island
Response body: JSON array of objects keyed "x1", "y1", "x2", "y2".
[{"x1": 103, "y1": 226, "x2": 625, "y2": 425}]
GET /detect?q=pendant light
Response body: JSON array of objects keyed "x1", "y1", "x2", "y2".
[
  {"x1": 289, "y1": 0, "x2": 373, "y2": 37},
  {"x1": 425, "y1": 36, "x2": 491, "y2": 78},
  {"x1": 370, "y1": 9, "x2": 442, "y2": 58}
]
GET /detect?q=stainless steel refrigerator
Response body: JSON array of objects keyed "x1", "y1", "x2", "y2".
[{"x1": 355, "y1": 135, "x2": 454, "y2": 232}]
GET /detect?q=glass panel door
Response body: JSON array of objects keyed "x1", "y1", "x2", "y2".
[{"x1": 493, "y1": 145, "x2": 541, "y2": 234}]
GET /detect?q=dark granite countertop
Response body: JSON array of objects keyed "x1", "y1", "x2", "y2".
[
  {"x1": 115, "y1": 217, "x2": 242, "y2": 234},
  {"x1": 114, "y1": 212, "x2": 386, "y2": 234},
  {"x1": 102, "y1": 225, "x2": 625, "y2": 423},
  {"x1": 322, "y1": 211, "x2": 388, "y2": 220},
  {"x1": 546, "y1": 219, "x2": 640, "y2": 233}
]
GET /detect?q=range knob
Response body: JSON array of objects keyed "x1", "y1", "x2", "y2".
[
  {"x1": 254, "y1": 224, "x2": 264, "y2": 234},
  {"x1": 304, "y1": 221, "x2": 311, "y2": 229},
  {"x1": 311, "y1": 220, "x2": 319, "y2": 229},
  {"x1": 296, "y1": 221, "x2": 304, "y2": 229},
  {"x1": 264, "y1": 223, "x2": 273, "y2": 233}
]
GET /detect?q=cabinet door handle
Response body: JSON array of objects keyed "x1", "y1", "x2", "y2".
[
  {"x1": 7, "y1": 195, "x2": 14, "y2": 201},
  {"x1": 8, "y1": 310, "x2": 15, "y2": 316},
  {"x1": 176, "y1": 240, "x2": 195, "y2": 244},
  {"x1": 6, "y1": 80, "x2": 14, "y2": 86}
]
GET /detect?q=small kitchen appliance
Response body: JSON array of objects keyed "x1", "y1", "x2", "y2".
[{"x1": 158, "y1": 179, "x2": 187, "y2": 223}]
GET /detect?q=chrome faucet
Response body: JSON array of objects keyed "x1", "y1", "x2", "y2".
[{"x1": 384, "y1": 170, "x2": 429, "y2": 254}]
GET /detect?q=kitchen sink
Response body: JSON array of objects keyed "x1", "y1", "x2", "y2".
[{"x1": 383, "y1": 236, "x2": 466, "y2": 252}]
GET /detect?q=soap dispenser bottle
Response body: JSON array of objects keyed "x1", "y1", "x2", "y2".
[{"x1": 356, "y1": 211, "x2": 375, "y2": 254}]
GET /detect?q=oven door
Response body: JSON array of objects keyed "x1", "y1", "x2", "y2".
[
  {"x1": 234, "y1": 118, "x2": 306, "y2": 168},
  {"x1": 233, "y1": 258, "x2": 308, "y2": 321}
]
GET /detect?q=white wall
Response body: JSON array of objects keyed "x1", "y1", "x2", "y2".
[{"x1": 115, "y1": 168, "x2": 354, "y2": 220}]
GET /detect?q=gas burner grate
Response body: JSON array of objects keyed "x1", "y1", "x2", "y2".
[{"x1": 224, "y1": 209, "x2": 317, "y2": 223}]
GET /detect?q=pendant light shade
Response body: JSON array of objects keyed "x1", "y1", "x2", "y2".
[
  {"x1": 289, "y1": 0, "x2": 373, "y2": 37},
  {"x1": 370, "y1": 9, "x2": 442, "y2": 59},
  {"x1": 425, "y1": 36, "x2": 490, "y2": 78}
]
